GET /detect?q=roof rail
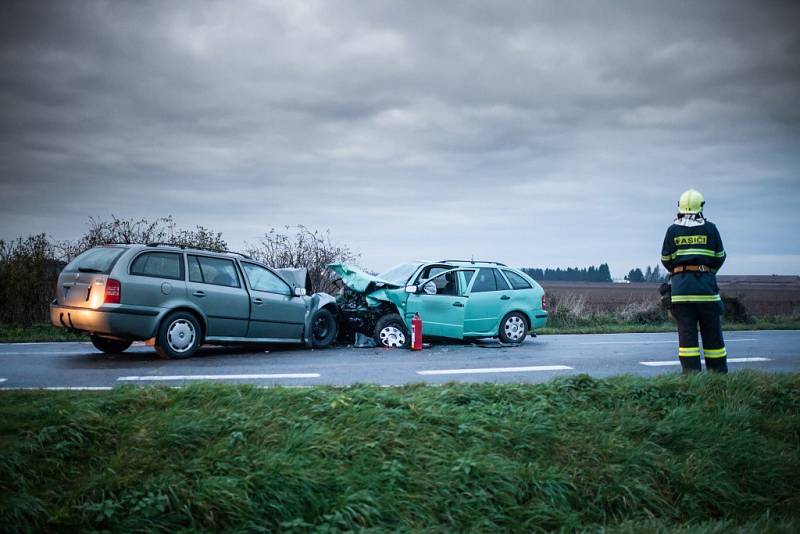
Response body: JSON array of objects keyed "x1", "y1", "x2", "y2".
[
  {"x1": 145, "y1": 242, "x2": 252, "y2": 259},
  {"x1": 439, "y1": 259, "x2": 507, "y2": 266}
]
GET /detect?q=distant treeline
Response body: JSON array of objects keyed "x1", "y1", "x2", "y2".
[
  {"x1": 625, "y1": 265, "x2": 669, "y2": 283},
  {"x1": 521, "y1": 264, "x2": 669, "y2": 283},
  {"x1": 521, "y1": 264, "x2": 612, "y2": 282}
]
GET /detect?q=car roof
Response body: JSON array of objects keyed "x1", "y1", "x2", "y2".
[
  {"x1": 109, "y1": 243, "x2": 251, "y2": 260},
  {"x1": 436, "y1": 260, "x2": 510, "y2": 268}
]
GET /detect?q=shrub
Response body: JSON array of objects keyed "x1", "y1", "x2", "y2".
[
  {"x1": 618, "y1": 300, "x2": 668, "y2": 324},
  {"x1": 245, "y1": 225, "x2": 359, "y2": 294},
  {"x1": 0, "y1": 235, "x2": 60, "y2": 326}
]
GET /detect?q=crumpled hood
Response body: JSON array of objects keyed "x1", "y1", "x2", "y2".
[{"x1": 328, "y1": 263, "x2": 401, "y2": 293}]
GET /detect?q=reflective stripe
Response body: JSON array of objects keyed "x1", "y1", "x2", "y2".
[
  {"x1": 679, "y1": 347, "x2": 701, "y2": 357},
  {"x1": 704, "y1": 347, "x2": 727, "y2": 358},
  {"x1": 663, "y1": 249, "x2": 724, "y2": 260},
  {"x1": 671, "y1": 294, "x2": 721, "y2": 303},
  {"x1": 675, "y1": 249, "x2": 717, "y2": 257}
]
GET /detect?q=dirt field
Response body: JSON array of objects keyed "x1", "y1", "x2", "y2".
[{"x1": 541, "y1": 275, "x2": 800, "y2": 316}]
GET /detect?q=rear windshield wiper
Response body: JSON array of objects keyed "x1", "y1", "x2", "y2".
[{"x1": 78, "y1": 267, "x2": 105, "y2": 273}]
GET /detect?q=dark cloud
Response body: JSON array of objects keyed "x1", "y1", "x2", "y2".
[{"x1": 1, "y1": 0, "x2": 799, "y2": 275}]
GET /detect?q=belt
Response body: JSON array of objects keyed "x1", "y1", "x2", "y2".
[{"x1": 672, "y1": 265, "x2": 715, "y2": 275}]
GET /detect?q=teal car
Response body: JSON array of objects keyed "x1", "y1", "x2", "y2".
[{"x1": 330, "y1": 260, "x2": 547, "y2": 348}]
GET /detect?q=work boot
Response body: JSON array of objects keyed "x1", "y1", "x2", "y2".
[
  {"x1": 679, "y1": 356, "x2": 702, "y2": 373},
  {"x1": 705, "y1": 357, "x2": 728, "y2": 374}
]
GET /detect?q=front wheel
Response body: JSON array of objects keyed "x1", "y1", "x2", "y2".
[
  {"x1": 90, "y1": 335, "x2": 132, "y2": 354},
  {"x1": 373, "y1": 313, "x2": 410, "y2": 348},
  {"x1": 155, "y1": 311, "x2": 201, "y2": 359},
  {"x1": 499, "y1": 312, "x2": 528, "y2": 344},
  {"x1": 310, "y1": 308, "x2": 338, "y2": 348}
]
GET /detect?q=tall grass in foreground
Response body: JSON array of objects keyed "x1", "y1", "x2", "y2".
[{"x1": 1, "y1": 373, "x2": 799, "y2": 532}]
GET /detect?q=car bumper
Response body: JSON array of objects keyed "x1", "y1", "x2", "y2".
[
  {"x1": 50, "y1": 303, "x2": 160, "y2": 340},
  {"x1": 531, "y1": 311, "x2": 548, "y2": 330}
]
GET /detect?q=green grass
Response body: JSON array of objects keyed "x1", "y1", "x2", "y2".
[
  {"x1": 1, "y1": 373, "x2": 799, "y2": 532},
  {"x1": 0, "y1": 323, "x2": 87, "y2": 342}
]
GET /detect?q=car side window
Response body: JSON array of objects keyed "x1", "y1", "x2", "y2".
[
  {"x1": 242, "y1": 263, "x2": 291, "y2": 296},
  {"x1": 421, "y1": 270, "x2": 459, "y2": 296},
  {"x1": 493, "y1": 269, "x2": 510, "y2": 291},
  {"x1": 470, "y1": 268, "x2": 497, "y2": 293},
  {"x1": 459, "y1": 269, "x2": 475, "y2": 290},
  {"x1": 188, "y1": 255, "x2": 241, "y2": 288},
  {"x1": 129, "y1": 252, "x2": 184, "y2": 280},
  {"x1": 503, "y1": 269, "x2": 532, "y2": 290},
  {"x1": 415, "y1": 265, "x2": 448, "y2": 284}
]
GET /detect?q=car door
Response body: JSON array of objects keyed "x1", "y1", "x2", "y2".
[
  {"x1": 240, "y1": 261, "x2": 306, "y2": 341},
  {"x1": 125, "y1": 251, "x2": 188, "y2": 307},
  {"x1": 187, "y1": 254, "x2": 250, "y2": 338},
  {"x1": 463, "y1": 268, "x2": 512, "y2": 335},
  {"x1": 404, "y1": 269, "x2": 470, "y2": 339}
]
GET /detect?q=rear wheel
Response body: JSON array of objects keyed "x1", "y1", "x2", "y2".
[
  {"x1": 499, "y1": 312, "x2": 528, "y2": 344},
  {"x1": 90, "y1": 335, "x2": 132, "y2": 354},
  {"x1": 374, "y1": 313, "x2": 410, "y2": 348},
  {"x1": 155, "y1": 311, "x2": 201, "y2": 359},
  {"x1": 310, "y1": 308, "x2": 338, "y2": 348}
]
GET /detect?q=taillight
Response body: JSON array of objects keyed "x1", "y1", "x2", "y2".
[
  {"x1": 541, "y1": 293, "x2": 547, "y2": 309},
  {"x1": 105, "y1": 278, "x2": 121, "y2": 304}
]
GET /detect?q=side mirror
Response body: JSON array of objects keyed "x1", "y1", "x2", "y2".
[
  {"x1": 294, "y1": 287, "x2": 307, "y2": 297},
  {"x1": 405, "y1": 285, "x2": 417, "y2": 294}
]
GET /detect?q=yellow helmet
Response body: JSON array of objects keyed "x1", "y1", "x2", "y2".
[{"x1": 678, "y1": 189, "x2": 705, "y2": 214}]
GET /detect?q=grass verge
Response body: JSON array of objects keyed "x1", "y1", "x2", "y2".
[
  {"x1": 0, "y1": 323, "x2": 87, "y2": 343},
  {"x1": 1, "y1": 373, "x2": 799, "y2": 532}
]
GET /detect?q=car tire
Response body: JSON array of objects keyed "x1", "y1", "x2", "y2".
[
  {"x1": 498, "y1": 312, "x2": 528, "y2": 344},
  {"x1": 154, "y1": 311, "x2": 201, "y2": 359},
  {"x1": 374, "y1": 313, "x2": 410, "y2": 348},
  {"x1": 310, "y1": 308, "x2": 338, "y2": 348},
  {"x1": 90, "y1": 335, "x2": 132, "y2": 354}
]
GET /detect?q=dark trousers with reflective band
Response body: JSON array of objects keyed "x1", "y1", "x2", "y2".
[{"x1": 671, "y1": 301, "x2": 727, "y2": 373}]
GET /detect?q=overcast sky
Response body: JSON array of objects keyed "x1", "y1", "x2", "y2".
[{"x1": 1, "y1": 0, "x2": 798, "y2": 276}]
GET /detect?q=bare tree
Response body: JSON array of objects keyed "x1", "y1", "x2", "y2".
[{"x1": 245, "y1": 226, "x2": 359, "y2": 294}]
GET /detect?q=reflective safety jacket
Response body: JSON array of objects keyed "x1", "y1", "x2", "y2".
[{"x1": 661, "y1": 220, "x2": 726, "y2": 302}]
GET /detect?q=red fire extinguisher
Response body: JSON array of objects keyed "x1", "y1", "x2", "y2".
[{"x1": 411, "y1": 312, "x2": 423, "y2": 350}]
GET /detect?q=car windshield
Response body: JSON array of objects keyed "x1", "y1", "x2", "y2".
[{"x1": 377, "y1": 262, "x2": 423, "y2": 285}]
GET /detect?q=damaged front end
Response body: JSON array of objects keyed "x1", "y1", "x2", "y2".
[{"x1": 328, "y1": 263, "x2": 407, "y2": 342}]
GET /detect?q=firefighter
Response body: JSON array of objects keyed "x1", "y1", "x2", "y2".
[{"x1": 661, "y1": 189, "x2": 728, "y2": 373}]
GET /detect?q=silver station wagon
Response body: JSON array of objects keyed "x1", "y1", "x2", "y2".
[{"x1": 50, "y1": 244, "x2": 339, "y2": 358}]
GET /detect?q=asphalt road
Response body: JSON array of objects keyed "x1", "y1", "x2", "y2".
[{"x1": 1, "y1": 330, "x2": 798, "y2": 390}]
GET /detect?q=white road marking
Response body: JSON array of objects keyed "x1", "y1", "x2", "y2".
[
  {"x1": 0, "y1": 350, "x2": 152, "y2": 356},
  {"x1": 117, "y1": 373, "x2": 320, "y2": 381},
  {"x1": 640, "y1": 357, "x2": 772, "y2": 367},
  {"x1": 417, "y1": 365, "x2": 572, "y2": 376},
  {"x1": 0, "y1": 352, "x2": 91, "y2": 355},
  {"x1": 0, "y1": 342, "x2": 90, "y2": 346},
  {"x1": 580, "y1": 338, "x2": 757, "y2": 345},
  {"x1": 0, "y1": 378, "x2": 6, "y2": 383}
]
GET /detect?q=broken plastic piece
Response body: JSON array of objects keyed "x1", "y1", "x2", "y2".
[{"x1": 354, "y1": 332, "x2": 377, "y2": 348}]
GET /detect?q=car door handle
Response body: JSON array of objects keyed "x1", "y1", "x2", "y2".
[
  {"x1": 500, "y1": 295, "x2": 510, "y2": 300},
  {"x1": 453, "y1": 302, "x2": 464, "y2": 307},
  {"x1": 192, "y1": 291, "x2": 206, "y2": 297},
  {"x1": 252, "y1": 298, "x2": 263, "y2": 305}
]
